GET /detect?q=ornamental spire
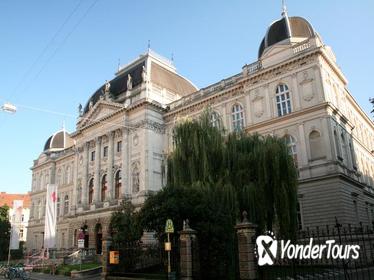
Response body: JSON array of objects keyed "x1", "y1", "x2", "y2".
[{"x1": 281, "y1": 0, "x2": 287, "y2": 17}]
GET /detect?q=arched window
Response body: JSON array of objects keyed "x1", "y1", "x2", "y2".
[
  {"x1": 64, "y1": 195, "x2": 69, "y2": 215},
  {"x1": 57, "y1": 197, "x2": 60, "y2": 217},
  {"x1": 284, "y1": 135, "x2": 297, "y2": 165},
  {"x1": 101, "y1": 175, "x2": 107, "y2": 202},
  {"x1": 276, "y1": 84, "x2": 292, "y2": 116},
  {"x1": 309, "y1": 130, "x2": 325, "y2": 160},
  {"x1": 88, "y1": 179, "x2": 94, "y2": 204},
  {"x1": 231, "y1": 104, "x2": 244, "y2": 131},
  {"x1": 132, "y1": 163, "x2": 140, "y2": 194},
  {"x1": 115, "y1": 170, "x2": 122, "y2": 199},
  {"x1": 210, "y1": 111, "x2": 221, "y2": 128}
]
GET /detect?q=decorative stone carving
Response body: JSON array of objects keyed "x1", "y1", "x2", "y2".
[
  {"x1": 252, "y1": 90, "x2": 265, "y2": 118},
  {"x1": 300, "y1": 71, "x2": 315, "y2": 102},
  {"x1": 133, "y1": 134, "x2": 139, "y2": 146}
]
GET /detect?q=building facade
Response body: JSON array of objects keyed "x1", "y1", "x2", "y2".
[
  {"x1": 27, "y1": 12, "x2": 374, "y2": 252},
  {"x1": 0, "y1": 192, "x2": 30, "y2": 247}
]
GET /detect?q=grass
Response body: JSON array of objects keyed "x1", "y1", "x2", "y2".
[{"x1": 33, "y1": 262, "x2": 101, "y2": 276}]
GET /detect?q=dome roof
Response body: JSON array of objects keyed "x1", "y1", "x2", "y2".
[
  {"x1": 43, "y1": 130, "x2": 74, "y2": 152},
  {"x1": 258, "y1": 15, "x2": 315, "y2": 58}
]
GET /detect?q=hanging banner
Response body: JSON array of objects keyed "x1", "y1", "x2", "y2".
[{"x1": 44, "y1": 184, "x2": 58, "y2": 249}]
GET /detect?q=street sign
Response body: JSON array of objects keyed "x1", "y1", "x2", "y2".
[
  {"x1": 78, "y1": 239, "x2": 85, "y2": 249},
  {"x1": 165, "y1": 219, "x2": 174, "y2": 233},
  {"x1": 165, "y1": 242, "x2": 171, "y2": 251}
]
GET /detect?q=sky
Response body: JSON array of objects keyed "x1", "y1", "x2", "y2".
[{"x1": 0, "y1": 0, "x2": 373, "y2": 194}]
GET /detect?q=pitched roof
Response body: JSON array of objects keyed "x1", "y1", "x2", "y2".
[{"x1": 0, "y1": 192, "x2": 31, "y2": 208}]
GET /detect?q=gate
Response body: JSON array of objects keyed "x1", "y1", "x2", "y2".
[
  {"x1": 258, "y1": 220, "x2": 374, "y2": 279},
  {"x1": 108, "y1": 234, "x2": 180, "y2": 279}
]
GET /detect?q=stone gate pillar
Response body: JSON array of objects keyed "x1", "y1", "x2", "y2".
[
  {"x1": 101, "y1": 236, "x2": 112, "y2": 280},
  {"x1": 235, "y1": 211, "x2": 258, "y2": 280},
  {"x1": 179, "y1": 219, "x2": 200, "y2": 280}
]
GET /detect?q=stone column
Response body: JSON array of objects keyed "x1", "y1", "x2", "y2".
[
  {"x1": 101, "y1": 236, "x2": 112, "y2": 280},
  {"x1": 235, "y1": 211, "x2": 258, "y2": 280},
  {"x1": 179, "y1": 220, "x2": 199, "y2": 280},
  {"x1": 94, "y1": 137, "x2": 102, "y2": 204},
  {"x1": 106, "y1": 131, "x2": 114, "y2": 202},
  {"x1": 82, "y1": 142, "x2": 89, "y2": 207},
  {"x1": 121, "y1": 128, "x2": 130, "y2": 198}
]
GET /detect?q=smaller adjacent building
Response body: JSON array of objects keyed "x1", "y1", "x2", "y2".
[{"x1": 0, "y1": 192, "x2": 31, "y2": 248}]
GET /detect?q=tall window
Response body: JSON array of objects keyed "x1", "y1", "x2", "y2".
[
  {"x1": 117, "y1": 141, "x2": 122, "y2": 153},
  {"x1": 285, "y1": 135, "x2": 297, "y2": 165},
  {"x1": 64, "y1": 195, "x2": 69, "y2": 215},
  {"x1": 334, "y1": 129, "x2": 342, "y2": 160},
  {"x1": 210, "y1": 111, "x2": 221, "y2": 128},
  {"x1": 65, "y1": 166, "x2": 71, "y2": 184},
  {"x1": 349, "y1": 142, "x2": 357, "y2": 169},
  {"x1": 103, "y1": 146, "x2": 108, "y2": 158},
  {"x1": 296, "y1": 202, "x2": 303, "y2": 230},
  {"x1": 77, "y1": 182, "x2": 82, "y2": 205},
  {"x1": 88, "y1": 179, "x2": 94, "y2": 204},
  {"x1": 91, "y1": 151, "x2": 96, "y2": 161},
  {"x1": 341, "y1": 133, "x2": 348, "y2": 163},
  {"x1": 56, "y1": 169, "x2": 62, "y2": 186},
  {"x1": 115, "y1": 170, "x2": 122, "y2": 199},
  {"x1": 101, "y1": 175, "x2": 107, "y2": 202},
  {"x1": 276, "y1": 84, "x2": 292, "y2": 116},
  {"x1": 231, "y1": 104, "x2": 244, "y2": 131},
  {"x1": 132, "y1": 163, "x2": 140, "y2": 194},
  {"x1": 57, "y1": 197, "x2": 60, "y2": 217}
]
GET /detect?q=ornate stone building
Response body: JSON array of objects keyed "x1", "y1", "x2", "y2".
[{"x1": 27, "y1": 11, "x2": 374, "y2": 251}]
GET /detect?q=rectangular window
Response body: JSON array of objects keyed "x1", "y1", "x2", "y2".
[
  {"x1": 103, "y1": 146, "x2": 108, "y2": 157},
  {"x1": 117, "y1": 141, "x2": 122, "y2": 153},
  {"x1": 91, "y1": 151, "x2": 95, "y2": 161}
]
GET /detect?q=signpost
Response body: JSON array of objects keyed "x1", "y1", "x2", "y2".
[{"x1": 165, "y1": 219, "x2": 174, "y2": 279}]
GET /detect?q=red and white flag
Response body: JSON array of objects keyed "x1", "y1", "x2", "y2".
[{"x1": 44, "y1": 184, "x2": 57, "y2": 249}]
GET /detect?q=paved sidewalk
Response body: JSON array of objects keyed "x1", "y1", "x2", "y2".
[
  {"x1": 29, "y1": 272, "x2": 70, "y2": 280},
  {"x1": 29, "y1": 272, "x2": 101, "y2": 280}
]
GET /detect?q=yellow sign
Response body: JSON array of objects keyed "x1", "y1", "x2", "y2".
[
  {"x1": 109, "y1": 251, "x2": 119, "y2": 264},
  {"x1": 165, "y1": 242, "x2": 172, "y2": 251},
  {"x1": 165, "y1": 219, "x2": 174, "y2": 233}
]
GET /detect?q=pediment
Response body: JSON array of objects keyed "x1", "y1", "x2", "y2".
[{"x1": 79, "y1": 100, "x2": 125, "y2": 128}]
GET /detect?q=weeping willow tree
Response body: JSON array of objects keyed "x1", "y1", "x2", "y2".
[
  {"x1": 140, "y1": 109, "x2": 298, "y2": 279},
  {"x1": 166, "y1": 110, "x2": 298, "y2": 237}
]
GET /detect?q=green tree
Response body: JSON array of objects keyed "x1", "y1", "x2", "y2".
[
  {"x1": 140, "y1": 110, "x2": 298, "y2": 279},
  {"x1": 0, "y1": 206, "x2": 11, "y2": 261}
]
